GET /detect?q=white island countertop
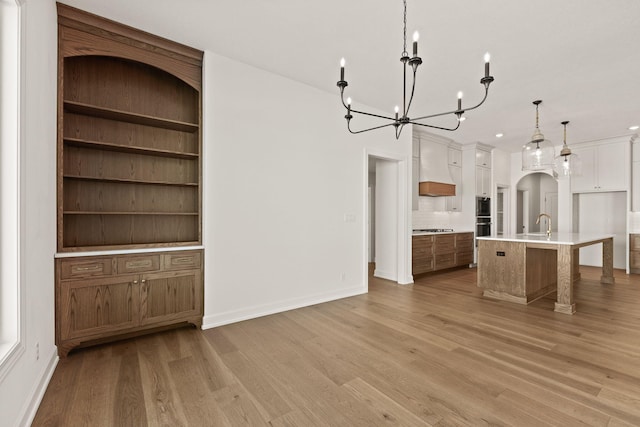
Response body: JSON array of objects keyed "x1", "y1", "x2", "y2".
[{"x1": 477, "y1": 232, "x2": 615, "y2": 245}]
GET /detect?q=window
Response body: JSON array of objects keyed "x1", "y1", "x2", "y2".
[{"x1": 0, "y1": 0, "x2": 23, "y2": 379}]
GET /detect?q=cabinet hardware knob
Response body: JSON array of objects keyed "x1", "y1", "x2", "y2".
[
  {"x1": 133, "y1": 280, "x2": 138, "y2": 284},
  {"x1": 141, "y1": 279, "x2": 146, "y2": 283}
]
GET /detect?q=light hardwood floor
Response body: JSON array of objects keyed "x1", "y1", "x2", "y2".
[{"x1": 33, "y1": 266, "x2": 640, "y2": 426}]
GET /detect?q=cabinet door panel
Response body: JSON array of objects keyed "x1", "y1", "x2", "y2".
[
  {"x1": 448, "y1": 148, "x2": 462, "y2": 166},
  {"x1": 446, "y1": 165, "x2": 462, "y2": 211},
  {"x1": 571, "y1": 146, "x2": 597, "y2": 192},
  {"x1": 597, "y1": 142, "x2": 627, "y2": 191},
  {"x1": 59, "y1": 275, "x2": 139, "y2": 340},
  {"x1": 140, "y1": 270, "x2": 202, "y2": 325}
]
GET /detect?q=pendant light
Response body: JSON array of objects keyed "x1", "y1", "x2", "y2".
[
  {"x1": 553, "y1": 121, "x2": 582, "y2": 178},
  {"x1": 522, "y1": 100, "x2": 555, "y2": 171}
]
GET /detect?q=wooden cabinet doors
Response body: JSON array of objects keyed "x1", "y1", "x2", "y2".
[
  {"x1": 140, "y1": 270, "x2": 202, "y2": 326},
  {"x1": 57, "y1": 274, "x2": 139, "y2": 343}
]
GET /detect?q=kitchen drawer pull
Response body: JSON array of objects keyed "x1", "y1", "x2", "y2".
[
  {"x1": 171, "y1": 257, "x2": 193, "y2": 265},
  {"x1": 74, "y1": 265, "x2": 102, "y2": 272},
  {"x1": 126, "y1": 260, "x2": 152, "y2": 269}
]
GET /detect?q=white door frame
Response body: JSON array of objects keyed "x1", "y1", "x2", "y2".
[{"x1": 364, "y1": 148, "x2": 412, "y2": 286}]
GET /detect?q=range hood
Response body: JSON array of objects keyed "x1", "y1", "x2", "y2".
[{"x1": 418, "y1": 137, "x2": 456, "y2": 197}]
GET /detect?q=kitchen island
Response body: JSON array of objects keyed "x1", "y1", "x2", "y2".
[{"x1": 477, "y1": 233, "x2": 615, "y2": 314}]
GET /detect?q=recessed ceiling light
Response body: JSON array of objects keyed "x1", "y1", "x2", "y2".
[
  {"x1": 629, "y1": 125, "x2": 639, "y2": 130},
  {"x1": 495, "y1": 133, "x2": 503, "y2": 138}
]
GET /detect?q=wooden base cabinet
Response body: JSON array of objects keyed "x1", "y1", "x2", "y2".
[
  {"x1": 412, "y1": 232, "x2": 474, "y2": 276},
  {"x1": 55, "y1": 250, "x2": 203, "y2": 357},
  {"x1": 630, "y1": 234, "x2": 640, "y2": 274}
]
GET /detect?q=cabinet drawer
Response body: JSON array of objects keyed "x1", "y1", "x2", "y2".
[
  {"x1": 456, "y1": 251, "x2": 474, "y2": 266},
  {"x1": 630, "y1": 234, "x2": 640, "y2": 251},
  {"x1": 630, "y1": 250, "x2": 640, "y2": 269},
  {"x1": 435, "y1": 253, "x2": 456, "y2": 270},
  {"x1": 412, "y1": 235, "x2": 434, "y2": 247},
  {"x1": 456, "y1": 232, "x2": 474, "y2": 242},
  {"x1": 117, "y1": 254, "x2": 160, "y2": 274},
  {"x1": 163, "y1": 251, "x2": 202, "y2": 271},
  {"x1": 59, "y1": 257, "x2": 113, "y2": 279},
  {"x1": 435, "y1": 235, "x2": 456, "y2": 254},
  {"x1": 412, "y1": 257, "x2": 434, "y2": 275},
  {"x1": 456, "y1": 239, "x2": 474, "y2": 252}
]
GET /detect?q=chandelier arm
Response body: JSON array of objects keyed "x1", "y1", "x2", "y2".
[
  {"x1": 403, "y1": 66, "x2": 417, "y2": 117},
  {"x1": 410, "y1": 86, "x2": 489, "y2": 122},
  {"x1": 348, "y1": 107, "x2": 396, "y2": 121},
  {"x1": 347, "y1": 121, "x2": 398, "y2": 134},
  {"x1": 340, "y1": 89, "x2": 396, "y2": 121},
  {"x1": 409, "y1": 119, "x2": 461, "y2": 132}
]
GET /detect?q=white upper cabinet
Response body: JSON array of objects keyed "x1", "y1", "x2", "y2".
[
  {"x1": 448, "y1": 147, "x2": 462, "y2": 166},
  {"x1": 475, "y1": 149, "x2": 491, "y2": 168},
  {"x1": 446, "y1": 164, "x2": 462, "y2": 211},
  {"x1": 476, "y1": 166, "x2": 491, "y2": 197},
  {"x1": 571, "y1": 140, "x2": 628, "y2": 193}
]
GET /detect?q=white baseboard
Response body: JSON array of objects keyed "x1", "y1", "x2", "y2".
[
  {"x1": 373, "y1": 268, "x2": 396, "y2": 281},
  {"x1": 19, "y1": 347, "x2": 58, "y2": 427},
  {"x1": 202, "y1": 285, "x2": 366, "y2": 329}
]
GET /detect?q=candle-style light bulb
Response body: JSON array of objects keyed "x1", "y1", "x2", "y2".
[
  {"x1": 484, "y1": 52, "x2": 491, "y2": 77},
  {"x1": 347, "y1": 97, "x2": 352, "y2": 114},
  {"x1": 340, "y1": 57, "x2": 345, "y2": 81},
  {"x1": 394, "y1": 105, "x2": 399, "y2": 120},
  {"x1": 412, "y1": 31, "x2": 419, "y2": 57},
  {"x1": 457, "y1": 91, "x2": 463, "y2": 111}
]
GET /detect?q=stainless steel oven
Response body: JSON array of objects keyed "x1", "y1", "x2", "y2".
[
  {"x1": 476, "y1": 221, "x2": 491, "y2": 238},
  {"x1": 476, "y1": 197, "x2": 491, "y2": 217}
]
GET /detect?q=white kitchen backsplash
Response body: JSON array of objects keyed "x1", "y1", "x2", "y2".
[{"x1": 412, "y1": 197, "x2": 469, "y2": 230}]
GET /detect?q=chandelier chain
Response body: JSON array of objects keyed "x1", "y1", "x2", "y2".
[{"x1": 402, "y1": 0, "x2": 408, "y2": 57}]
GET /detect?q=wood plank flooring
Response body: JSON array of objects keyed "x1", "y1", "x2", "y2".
[{"x1": 33, "y1": 266, "x2": 640, "y2": 426}]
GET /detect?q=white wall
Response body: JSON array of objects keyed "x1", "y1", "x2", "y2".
[
  {"x1": 0, "y1": 0, "x2": 59, "y2": 426},
  {"x1": 201, "y1": 51, "x2": 412, "y2": 328}
]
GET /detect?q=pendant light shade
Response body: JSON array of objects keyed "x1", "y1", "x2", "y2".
[
  {"x1": 522, "y1": 100, "x2": 555, "y2": 171},
  {"x1": 553, "y1": 121, "x2": 582, "y2": 178}
]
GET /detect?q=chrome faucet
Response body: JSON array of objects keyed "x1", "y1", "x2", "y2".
[{"x1": 536, "y1": 213, "x2": 552, "y2": 236}]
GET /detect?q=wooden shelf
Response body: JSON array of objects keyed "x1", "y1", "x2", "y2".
[
  {"x1": 63, "y1": 211, "x2": 199, "y2": 216},
  {"x1": 63, "y1": 175, "x2": 198, "y2": 187},
  {"x1": 64, "y1": 100, "x2": 199, "y2": 133},
  {"x1": 64, "y1": 137, "x2": 198, "y2": 159}
]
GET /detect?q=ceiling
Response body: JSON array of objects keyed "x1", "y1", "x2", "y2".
[{"x1": 62, "y1": 0, "x2": 640, "y2": 152}]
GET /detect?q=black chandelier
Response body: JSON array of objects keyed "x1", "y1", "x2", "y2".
[{"x1": 337, "y1": 0, "x2": 495, "y2": 139}]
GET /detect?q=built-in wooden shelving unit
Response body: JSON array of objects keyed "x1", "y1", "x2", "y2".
[{"x1": 55, "y1": 2, "x2": 204, "y2": 356}]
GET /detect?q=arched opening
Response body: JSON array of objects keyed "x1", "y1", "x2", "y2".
[{"x1": 515, "y1": 172, "x2": 557, "y2": 234}]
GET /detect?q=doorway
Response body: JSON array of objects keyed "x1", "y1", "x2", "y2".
[
  {"x1": 365, "y1": 151, "x2": 411, "y2": 287},
  {"x1": 516, "y1": 172, "x2": 557, "y2": 234}
]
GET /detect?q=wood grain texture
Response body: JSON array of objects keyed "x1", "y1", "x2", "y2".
[
  {"x1": 56, "y1": 250, "x2": 203, "y2": 357},
  {"x1": 35, "y1": 265, "x2": 640, "y2": 426},
  {"x1": 57, "y1": 6, "x2": 202, "y2": 252}
]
